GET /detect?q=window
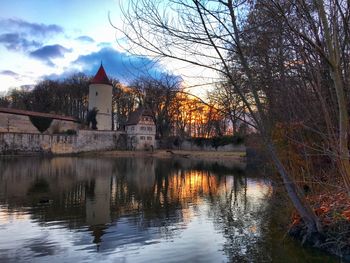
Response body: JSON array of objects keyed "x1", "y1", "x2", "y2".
[
  {"x1": 96, "y1": 92, "x2": 98, "y2": 96},
  {"x1": 141, "y1": 126, "x2": 146, "y2": 131},
  {"x1": 147, "y1": 136, "x2": 152, "y2": 140},
  {"x1": 147, "y1": 127, "x2": 152, "y2": 131},
  {"x1": 140, "y1": 136, "x2": 145, "y2": 140},
  {"x1": 131, "y1": 126, "x2": 135, "y2": 131}
]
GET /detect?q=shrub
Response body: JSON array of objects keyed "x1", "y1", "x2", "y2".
[
  {"x1": 65, "y1": 129, "x2": 77, "y2": 135},
  {"x1": 190, "y1": 135, "x2": 245, "y2": 149}
]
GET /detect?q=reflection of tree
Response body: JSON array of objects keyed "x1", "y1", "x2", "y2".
[
  {"x1": 0, "y1": 157, "x2": 251, "y2": 252},
  {"x1": 209, "y1": 175, "x2": 273, "y2": 262}
]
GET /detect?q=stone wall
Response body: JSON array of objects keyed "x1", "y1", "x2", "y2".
[
  {"x1": 0, "y1": 130, "x2": 123, "y2": 155},
  {"x1": 0, "y1": 112, "x2": 39, "y2": 133},
  {"x1": 0, "y1": 112, "x2": 79, "y2": 134},
  {"x1": 46, "y1": 119, "x2": 79, "y2": 134}
]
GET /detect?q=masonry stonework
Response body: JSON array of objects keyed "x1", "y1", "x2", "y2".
[
  {"x1": 0, "y1": 130, "x2": 123, "y2": 155},
  {"x1": 0, "y1": 112, "x2": 40, "y2": 133}
]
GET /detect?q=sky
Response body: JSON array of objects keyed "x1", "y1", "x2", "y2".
[{"x1": 0, "y1": 0, "x2": 173, "y2": 94}]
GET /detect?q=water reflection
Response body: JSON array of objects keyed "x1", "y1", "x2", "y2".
[{"x1": 0, "y1": 157, "x2": 336, "y2": 262}]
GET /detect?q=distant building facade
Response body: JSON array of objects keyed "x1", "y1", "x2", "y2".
[
  {"x1": 125, "y1": 108, "x2": 156, "y2": 150},
  {"x1": 88, "y1": 64, "x2": 113, "y2": 130}
]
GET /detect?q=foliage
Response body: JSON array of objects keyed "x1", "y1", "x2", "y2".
[
  {"x1": 4, "y1": 74, "x2": 90, "y2": 121},
  {"x1": 191, "y1": 135, "x2": 244, "y2": 149},
  {"x1": 0, "y1": 96, "x2": 10, "y2": 107},
  {"x1": 86, "y1": 108, "x2": 98, "y2": 130},
  {"x1": 291, "y1": 191, "x2": 350, "y2": 257},
  {"x1": 272, "y1": 122, "x2": 337, "y2": 187}
]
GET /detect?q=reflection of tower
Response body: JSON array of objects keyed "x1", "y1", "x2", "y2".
[
  {"x1": 85, "y1": 176, "x2": 111, "y2": 246},
  {"x1": 125, "y1": 158, "x2": 156, "y2": 192},
  {"x1": 88, "y1": 64, "x2": 113, "y2": 130}
]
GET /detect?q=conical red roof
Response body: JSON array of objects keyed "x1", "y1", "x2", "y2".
[{"x1": 91, "y1": 64, "x2": 111, "y2": 85}]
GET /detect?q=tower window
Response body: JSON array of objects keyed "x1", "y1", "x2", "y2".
[{"x1": 96, "y1": 92, "x2": 98, "y2": 96}]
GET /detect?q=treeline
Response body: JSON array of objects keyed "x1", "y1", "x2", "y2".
[
  {"x1": 0, "y1": 74, "x2": 90, "y2": 121},
  {"x1": 0, "y1": 72, "x2": 245, "y2": 139}
]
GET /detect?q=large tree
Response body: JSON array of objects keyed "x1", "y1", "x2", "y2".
[{"x1": 117, "y1": 0, "x2": 327, "y2": 237}]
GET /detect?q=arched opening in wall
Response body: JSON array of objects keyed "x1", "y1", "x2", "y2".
[{"x1": 29, "y1": 116, "x2": 53, "y2": 133}]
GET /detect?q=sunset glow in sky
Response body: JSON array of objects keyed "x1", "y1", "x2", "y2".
[{"x1": 0, "y1": 0, "x2": 170, "y2": 94}]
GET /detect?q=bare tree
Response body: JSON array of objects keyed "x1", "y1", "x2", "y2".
[
  {"x1": 116, "y1": 0, "x2": 323, "y2": 236},
  {"x1": 130, "y1": 73, "x2": 181, "y2": 138},
  {"x1": 208, "y1": 82, "x2": 246, "y2": 135},
  {"x1": 270, "y1": 0, "x2": 350, "y2": 193}
]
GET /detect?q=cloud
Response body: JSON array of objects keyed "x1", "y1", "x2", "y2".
[
  {"x1": 30, "y1": 44, "x2": 72, "y2": 66},
  {"x1": 72, "y1": 47, "x2": 164, "y2": 83},
  {"x1": 0, "y1": 70, "x2": 28, "y2": 81},
  {"x1": 0, "y1": 70, "x2": 19, "y2": 77},
  {"x1": 0, "y1": 18, "x2": 64, "y2": 54},
  {"x1": 0, "y1": 18, "x2": 63, "y2": 37},
  {"x1": 0, "y1": 33, "x2": 41, "y2": 51},
  {"x1": 76, "y1": 35, "x2": 94, "y2": 43}
]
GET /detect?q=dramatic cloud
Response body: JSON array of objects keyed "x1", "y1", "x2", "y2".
[
  {"x1": 0, "y1": 33, "x2": 41, "y2": 51},
  {"x1": 72, "y1": 47, "x2": 164, "y2": 83},
  {"x1": 0, "y1": 18, "x2": 64, "y2": 54},
  {"x1": 0, "y1": 70, "x2": 19, "y2": 77},
  {"x1": 30, "y1": 44, "x2": 71, "y2": 59},
  {"x1": 76, "y1": 35, "x2": 94, "y2": 43},
  {"x1": 0, "y1": 18, "x2": 63, "y2": 37},
  {"x1": 30, "y1": 44, "x2": 72, "y2": 66}
]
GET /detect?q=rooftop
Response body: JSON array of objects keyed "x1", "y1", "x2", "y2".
[
  {"x1": 91, "y1": 64, "x2": 111, "y2": 85},
  {"x1": 126, "y1": 107, "x2": 153, "y2": 125}
]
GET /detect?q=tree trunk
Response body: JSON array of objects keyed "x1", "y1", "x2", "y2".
[{"x1": 267, "y1": 142, "x2": 322, "y2": 234}]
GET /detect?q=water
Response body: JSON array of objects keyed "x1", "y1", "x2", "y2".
[{"x1": 0, "y1": 156, "x2": 337, "y2": 262}]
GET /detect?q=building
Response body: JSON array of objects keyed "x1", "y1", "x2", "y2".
[
  {"x1": 125, "y1": 108, "x2": 156, "y2": 150},
  {"x1": 88, "y1": 64, "x2": 113, "y2": 130},
  {"x1": 0, "y1": 64, "x2": 159, "y2": 153}
]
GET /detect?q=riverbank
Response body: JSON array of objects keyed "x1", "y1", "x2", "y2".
[
  {"x1": 288, "y1": 191, "x2": 350, "y2": 261},
  {"x1": 80, "y1": 149, "x2": 246, "y2": 161}
]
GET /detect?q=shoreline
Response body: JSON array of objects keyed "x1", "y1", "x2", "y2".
[{"x1": 80, "y1": 149, "x2": 246, "y2": 161}]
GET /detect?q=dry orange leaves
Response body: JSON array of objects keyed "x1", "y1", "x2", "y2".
[{"x1": 291, "y1": 191, "x2": 350, "y2": 227}]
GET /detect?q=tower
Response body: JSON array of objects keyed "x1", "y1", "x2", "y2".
[{"x1": 88, "y1": 64, "x2": 113, "y2": 130}]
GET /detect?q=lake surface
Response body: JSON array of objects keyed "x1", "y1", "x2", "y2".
[{"x1": 0, "y1": 156, "x2": 337, "y2": 262}]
